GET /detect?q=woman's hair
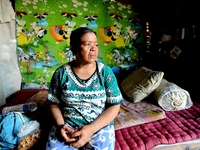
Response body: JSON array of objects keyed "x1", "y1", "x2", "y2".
[{"x1": 70, "y1": 27, "x2": 96, "y2": 54}]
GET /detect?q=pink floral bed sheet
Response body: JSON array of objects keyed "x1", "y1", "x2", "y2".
[{"x1": 114, "y1": 100, "x2": 166, "y2": 130}]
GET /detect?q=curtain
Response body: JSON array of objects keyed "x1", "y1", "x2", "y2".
[{"x1": 0, "y1": 0, "x2": 21, "y2": 106}]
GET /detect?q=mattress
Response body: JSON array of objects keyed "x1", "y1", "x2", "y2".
[
  {"x1": 1, "y1": 89, "x2": 200, "y2": 150},
  {"x1": 115, "y1": 103, "x2": 200, "y2": 150},
  {"x1": 152, "y1": 138, "x2": 200, "y2": 150}
]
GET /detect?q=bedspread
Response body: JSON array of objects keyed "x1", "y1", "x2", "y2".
[
  {"x1": 115, "y1": 103, "x2": 200, "y2": 150},
  {"x1": 114, "y1": 100, "x2": 166, "y2": 130}
]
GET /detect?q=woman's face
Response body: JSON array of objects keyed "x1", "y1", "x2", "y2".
[{"x1": 76, "y1": 32, "x2": 98, "y2": 63}]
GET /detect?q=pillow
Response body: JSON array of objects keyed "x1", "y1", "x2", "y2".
[
  {"x1": 152, "y1": 78, "x2": 193, "y2": 111},
  {"x1": 26, "y1": 90, "x2": 48, "y2": 106},
  {"x1": 120, "y1": 66, "x2": 164, "y2": 103}
]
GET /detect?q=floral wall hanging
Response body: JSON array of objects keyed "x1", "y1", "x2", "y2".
[{"x1": 15, "y1": 0, "x2": 144, "y2": 89}]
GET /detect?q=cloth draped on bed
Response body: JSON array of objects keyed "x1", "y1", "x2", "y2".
[
  {"x1": 114, "y1": 100, "x2": 166, "y2": 130},
  {"x1": 0, "y1": 112, "x2": 30, "y2": 148}
]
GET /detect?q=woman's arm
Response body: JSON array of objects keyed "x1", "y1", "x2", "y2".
[
  {"x1": 69, "y1": 104, "x2": 120, "y2": 148},
  {"x1": 49, "y1": 104, "x2": 65, "y2": 126},
  {"x1": 49, "y1": 103, "x2": 77, "y2": 143},
  {"x1": 91, "y1": 104, "x2": 120, "y2": 131}
]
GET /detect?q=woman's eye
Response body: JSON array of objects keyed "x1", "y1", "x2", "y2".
[
  {"x1": 85, "y1": 43, "x2": 90, "y2": 46},
  {"x1": 84, "y1": 43, "x2": 98, "y2": 47}
]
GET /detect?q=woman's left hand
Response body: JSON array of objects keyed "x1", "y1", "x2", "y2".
[{"x1": 69, "y1": 124, "x2": 96, "y2": 148}]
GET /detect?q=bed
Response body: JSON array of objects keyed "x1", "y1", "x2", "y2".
[
  {"x1": 1, "y1": 67, "x2": 200, "y2": 150},
  {"x1": 0, "y1": 89, "x2": 200, "y2": 150}
]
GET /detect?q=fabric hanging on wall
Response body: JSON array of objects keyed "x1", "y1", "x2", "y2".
[
  {"x1": 15, "y1": 0, "x2": 144, "y2": 89},
  {"x1": 0, "y1": 0, "x2": 22, "y2": 106}
]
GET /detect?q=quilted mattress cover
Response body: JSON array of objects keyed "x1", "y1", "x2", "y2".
[{"x1": 114, "y1": 103, "x2": 200, "y2": 150}]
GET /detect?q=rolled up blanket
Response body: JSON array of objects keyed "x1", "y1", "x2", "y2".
[{"x1": 152, "y1": 79, "x2": 193, "y2": 111}]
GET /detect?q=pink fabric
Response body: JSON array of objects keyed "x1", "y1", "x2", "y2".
[
  {"x1": 115, "y1": 103, "x2": 200, "y2": 150},
  {"x1": 114, "y1": 100, "x2": 166, "y2": 130}
]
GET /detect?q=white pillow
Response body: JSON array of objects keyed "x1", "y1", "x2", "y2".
[
  {"x1": 120, "y1": 66, "x2": 164, "y2": 103},
  {"x1": 152, "y1": 78, "x2": 193, "y2": 111}
]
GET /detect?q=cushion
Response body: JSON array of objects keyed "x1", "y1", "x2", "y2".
[
  {"x1": 26, "y1": 91, "x2": 48, "y2": 106},
  {"x1": 152, "y1": 78, "x2": 193, "y2": 111},
  {"x1": 120, "y1": 66, "x2": 164, "y2": 103}
]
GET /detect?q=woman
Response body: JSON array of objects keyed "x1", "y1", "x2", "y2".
[{"x1": 46, "y1": 27, "x2": 123, "y2": 150}]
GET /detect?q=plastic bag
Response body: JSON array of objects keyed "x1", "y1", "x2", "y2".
[
  {"x1": 17, "y1": 120, "x2": 40, "y2": 139},
  {"x1": 17, "y1": 120, "x2": 41, "y2": 150}
]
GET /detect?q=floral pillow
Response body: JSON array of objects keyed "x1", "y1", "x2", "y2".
[{"x1": 120, "y1": 66, "x2": 164, "y2": 103}]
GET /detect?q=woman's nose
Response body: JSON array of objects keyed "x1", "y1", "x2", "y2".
[{"x1": 90, "y1": 44, "x2": 98, "y2": 50}]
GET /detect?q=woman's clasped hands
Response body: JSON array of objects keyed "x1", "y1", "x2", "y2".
[{"x1": 59, "y1": 124, "x2": 95, "y2": 148}]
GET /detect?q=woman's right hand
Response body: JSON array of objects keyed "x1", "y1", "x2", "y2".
[{"x1": 58, "y1": 124, "x2": 78, "y2": 143}]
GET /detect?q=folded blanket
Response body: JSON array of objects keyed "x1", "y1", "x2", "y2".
[
  {"x1": 0, "y1": 112, "x2": 30, "y2": 148},
  {"x1": 152, "y1": 79, "x2": 193, "y2": 111},
  {"x1": 114, "y1": 100, "x2": 166, "y2": 130}
]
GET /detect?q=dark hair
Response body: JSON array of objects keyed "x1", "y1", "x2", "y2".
[{"x1": 70, "y1": 27, "x2": 96, "y2": 54}]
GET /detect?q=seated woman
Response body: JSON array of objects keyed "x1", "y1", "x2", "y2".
[{"x1": 46, "y1": 27, "x2": 124, "y2": 150}]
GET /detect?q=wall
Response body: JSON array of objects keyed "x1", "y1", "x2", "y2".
[
  {"x1": 15, "y1": 0, "x2": 144, "y2": 89},
  {"x1": 141, "y1": 0, "x2": 200, "y2": 101}
]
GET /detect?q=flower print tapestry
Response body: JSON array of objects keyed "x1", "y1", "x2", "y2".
[{"x1": 15, "y1": 0, "x2": 144, "y2": 89}]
